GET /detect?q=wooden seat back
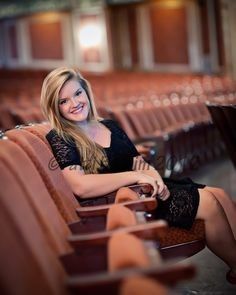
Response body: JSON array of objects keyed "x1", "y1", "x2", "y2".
[
  {"x1": 0, "y1": 139, "x2": 72, "y2": 256},
  {"x1": 0, "y1": 142, "x2": 67, "y2": 295},
  {"x1": 6, "y1": 128, "x2": 79, "y2": 223}
]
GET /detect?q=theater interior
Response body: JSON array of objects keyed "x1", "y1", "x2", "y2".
[{"x1": 0, "y1": 0, "x2": 235, "y2": 294}]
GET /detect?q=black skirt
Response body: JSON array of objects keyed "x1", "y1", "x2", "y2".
[{"x1": 154, "y1": 177, "x2": 205, "y2": 229}]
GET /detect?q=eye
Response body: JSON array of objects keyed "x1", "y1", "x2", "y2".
[
  {"x1": 59, "y1": 99, "x2": 67, "y2": 105},
  {"x1": 75, "y1": 90, "x2": 82, "y2": 96}
]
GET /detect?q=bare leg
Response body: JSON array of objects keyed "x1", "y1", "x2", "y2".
[
  {"x1": 204, "y1": 186, "x2": 236, "y2": 239},
  {"x1": 196, "y1": 189, "x2": 236, "y2": 272}
]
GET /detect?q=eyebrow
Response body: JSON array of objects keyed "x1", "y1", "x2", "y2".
[{"x1": 59, "y1": 87, "x2": 82, "y2": 101}]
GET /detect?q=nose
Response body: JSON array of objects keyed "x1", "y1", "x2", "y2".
[{"x1": 70, "y1": 96, "x2": 78, "y2": 107}]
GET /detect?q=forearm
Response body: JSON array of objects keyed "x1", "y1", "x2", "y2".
[
  {"x1": 139, "y1": 166, "x2": 163, "y2": 183},
  {"x1": 74, "y1": 171, "x2": 139, "y2": 198},
  {"x1": 133, "y1": 156, "x2": 163, "y2": 182}
]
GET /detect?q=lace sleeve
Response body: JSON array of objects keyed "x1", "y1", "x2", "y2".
[{"x1": 46, "y1": 130, "x2": 81, "y2": 169}]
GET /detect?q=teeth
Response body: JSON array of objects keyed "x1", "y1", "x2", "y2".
[{"x1": 71, "y1": 104, "x2": 83, "y2": 114}]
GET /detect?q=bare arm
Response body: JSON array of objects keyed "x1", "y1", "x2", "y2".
[{"x1": 62, "y1": 165, "x2": 159, "y2": 199}]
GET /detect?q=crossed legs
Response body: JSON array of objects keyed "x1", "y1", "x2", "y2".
[{"x1": 196, "y1": 187, "x2": 236, "y2": 276}]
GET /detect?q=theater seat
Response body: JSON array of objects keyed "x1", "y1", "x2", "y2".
[{"x1": 206, "y1": 102, "x2": 236, "y2": 168}]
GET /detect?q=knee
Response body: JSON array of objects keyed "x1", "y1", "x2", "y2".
[
  {"x1": 206, "y1": 186, "x2": 227, "y2": 198},
  {"x1": 214, "y1": 187, "x2": 228, "y2": 199},
  {"x1": 198, "y1": 190, "x2": 223, "y2": 220}
]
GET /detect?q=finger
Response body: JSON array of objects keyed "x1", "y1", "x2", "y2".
[
  {"x1": 162, "y1": 189, "x2": 170, "y2": 200},
  {"x1": 151, "y1": 180, "x2": 159, "y2": 197},
  {"x1": 158, "y1": 186, "x2": 169, "y2": 199},
  {"x1": 157, "y1": 183, "x2": 164, "y2": 195},
  {"x1": 151, "y1": 182, "x2": 158, "y2": 197},
  {"x1": 158, "y1": 185, "x2": 167, "y2": 197}
]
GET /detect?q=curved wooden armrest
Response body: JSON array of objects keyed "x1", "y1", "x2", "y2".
[
  {"x1": 66, "y1": 262, "x2": 196, "y2": 293},
  {"x1": 77, "y1": 183, "x2": 153, "y2": 207},
  {"x1": 76, "y1": 198, "x2": 157, "y2": 217},
  {"x1": 67, "y1": 220, "x2": 167, "y2": 246}
]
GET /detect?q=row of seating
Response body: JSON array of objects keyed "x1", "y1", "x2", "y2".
[
  {"x1": 0, "y1": 71, "x2": 235, "y2": 178},
  {"x1": 1, "y1": 71, "x2": 235, "y2": 130},
  {"x1": 106, "y1": 102, "x2": 225, "y2": 177},
  {"x1": 0, "y1": 123, "x2": 205, "y2": 294},
  {"x1": 0, "y1": 105, "x2": 44, "y2": 130},
  {"x1": 0, "y1": 96, "x2": 228, "y2": 177}
]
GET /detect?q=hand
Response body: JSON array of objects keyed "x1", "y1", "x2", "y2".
[
  {"x1": 135, "y1": 172, "x2": 159, "y2": 197},
  {"x1": 156, "y1": 180, "x2": 170, "y2": 201}
]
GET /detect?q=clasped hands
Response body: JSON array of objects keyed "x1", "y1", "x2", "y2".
[{"x1": 136, "y1": 171, "x2": 170, "y2": 200}]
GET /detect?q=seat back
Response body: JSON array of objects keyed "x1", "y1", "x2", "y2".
[
  {"x1": 206, "y1": 103, "x2": 236, "y2": 168},
  {"x1": 221, "y1": 105, "x2": 236, "y2": 167},
  {"x1": 0, "y1": 142, "x2": 67, "y2": 295},
  {"x1": 6, "y1": 128, "x2": 79, "y2": 223},
  {"x1": 144, "y1": 107, "x2": 162, "y2": 131},
  {"x1": 222, "y1": 105, "x2": 236, "y2": 141},
  {"x1": 23, "y1": 122, "x2": 52, "y2": 148},
  {"x1": 151, "y1": 107, "x2": 170, "y2": 131},
  {"x1": 0, "y1": 107, "x2": 16, "y2": 130},
  {"x1": 124, "y1": 109, "x2": 147, "y2": 138},
  {"x1": 0, "y1": 139, "x2": 72, "y2": 255}
]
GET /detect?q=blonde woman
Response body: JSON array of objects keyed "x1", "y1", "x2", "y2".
[{"x1": 41, "y1": 67, "x2": 236, "y2": 284}]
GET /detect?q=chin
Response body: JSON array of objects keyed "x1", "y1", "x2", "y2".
[
  {"x1": 65, "y1": 110, "x2": 89, "y2": 123},
  {"x1": 67, "y1": 115, "x2": 87, "y2": 123}
]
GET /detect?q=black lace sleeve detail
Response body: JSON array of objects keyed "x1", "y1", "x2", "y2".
[
  {"x1": 46, "y1": 129, "x2": 81, "y2": 169},
  {"x1": 102, "y1": 119, "x2": 140, "y2": 158}
]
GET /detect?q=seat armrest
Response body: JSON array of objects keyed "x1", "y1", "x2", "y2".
[
  {"x1": 77, "y1": 184, "x2": 153, "y2": 207},
  {"x1": 67, "y1": 220, "x2": 167, "y2": 246},
  {"x1": 66, "y1": 262, "x2": 196, "y2": 292},
  {"x1": 76, "y1": 198, "x2": 157, "y2": 217}
]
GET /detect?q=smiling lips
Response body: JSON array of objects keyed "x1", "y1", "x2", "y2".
[{"x1": 71, "y1": 103, "x2": 84, "y2": 114}]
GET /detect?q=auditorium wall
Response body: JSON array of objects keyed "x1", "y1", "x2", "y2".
[{"x1": 0, "y1": 0, "x2": 235, "y2": 77}]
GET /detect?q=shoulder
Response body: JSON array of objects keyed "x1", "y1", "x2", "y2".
[
  {"x1": 45, "y1": 129, "x2": 73, "y2": 148},
  {"x1": 45, "y1": 129, "x2": 81, "y2": 169},
  {"x1": 46, "y1": 129, "x2": 63, "y2": 143},
  {"x1": 46, "y1": 129, "x2": 57, "y2": 139},
  {"x1": 100, "y1": 118, "x2": 131, "y2": 140}
]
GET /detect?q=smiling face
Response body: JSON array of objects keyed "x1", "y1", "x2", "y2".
[{"x1": 58, "y1": 78, "x2": 90, "y2": 124}]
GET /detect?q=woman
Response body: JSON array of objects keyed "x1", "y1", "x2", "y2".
[{"x1": 41, "y1": 67, "x2": 236, "y2": 284}]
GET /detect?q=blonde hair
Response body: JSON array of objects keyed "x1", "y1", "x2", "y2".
[{"x1": 40, "y1": 67, "x2": 108, "y2": 174}]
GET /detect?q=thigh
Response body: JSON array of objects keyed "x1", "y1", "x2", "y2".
[
  {"x1": 204, "y1": 186, "x2": 235, "y2": 206},
  {"x1": 204, "y1": 186, "x2": 227, "y2": 197},
  {"x1": 196, "y1": 188, "x2": 220, "y2": 220}
]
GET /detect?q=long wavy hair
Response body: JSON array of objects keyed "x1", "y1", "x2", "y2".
[{"x1": 40, "y1": 67, "x2": 108, "y2": 174}]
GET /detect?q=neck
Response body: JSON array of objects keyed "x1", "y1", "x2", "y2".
[
  {"x1": 77, "y1": 120, "x2": 89, "y2": 129},
  {"x1": 76, "y1": 119, "x2": 97, "y2": 132}
]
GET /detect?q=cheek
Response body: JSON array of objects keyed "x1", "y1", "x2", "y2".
[
  {"x1": 84, "y1": 96, "x2": 91, "y2": 110},
  {"x1": 58, "y1": 105, "x2": 63, "y2": 115},
  {"x1": 58, "y1": 106, "x2": 69, "y2": 119},
  {"x1": 58, "y1": 104, "x2": 67, "y2": 113}
]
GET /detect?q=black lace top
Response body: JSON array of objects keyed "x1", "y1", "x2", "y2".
[{"x1": 46, "y1": 119, "x2": 139, "y2": 173}]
